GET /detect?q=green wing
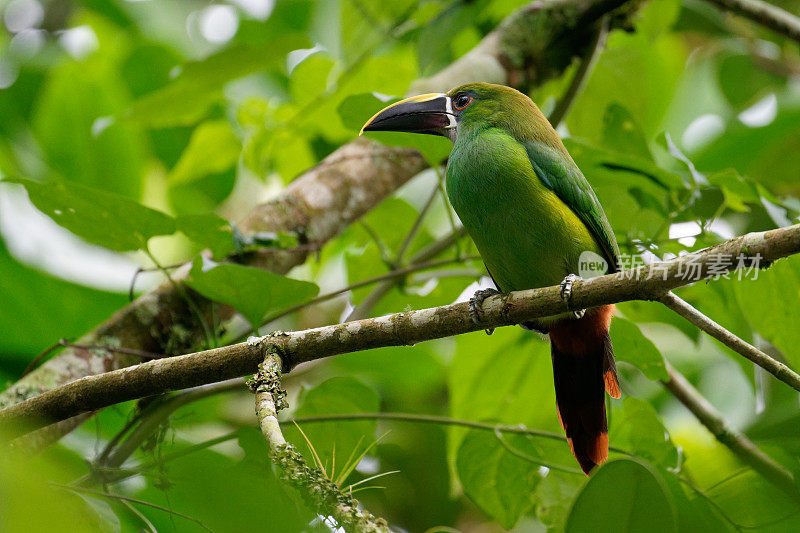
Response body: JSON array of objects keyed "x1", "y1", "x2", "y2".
[{"x1": 524, "y1": 141, "x2": 620, "y2": 272}]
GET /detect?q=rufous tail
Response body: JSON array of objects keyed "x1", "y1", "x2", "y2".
[{"x1": 548, "y1": 304, "x2": 620, "y2": 475}]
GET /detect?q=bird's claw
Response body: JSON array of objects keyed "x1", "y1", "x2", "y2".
[
  {"x1": 469, "y1": 288, "x2": 501, "y2": 334},
  {"x1": 560, "y1": 274, "x2": 586, "y2": 320}
]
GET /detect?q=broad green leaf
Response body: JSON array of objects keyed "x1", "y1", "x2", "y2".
[
  {"x1": 337, "y1": 92, "x2": 390, "y2": 132},
  {"x1": 694, "y1": 108, "x2": 800, "y2": 194},
  {"x1": 0, "y1": 444, "x2": 117, "y2": 532},
  {"x1": 184, "y1": 258, "x2": 318, "y2": 329},
  {"x1": 658, "y1": 467, "x2": 736, "y2": 533},
  {"x1": 289, "y1": 52, "x2": 335, "y2": 107},
  {"x1": 707, "y1": 169, "x2": 759, "y2": 212},
  {"x1": 3, "y1": 178, "x2": 175, "y2": 252},
  {"x1": 565, "y1": 458, "x2": 677, "y2": 533},
  {"x1": 125, "y1": 38, "x2": 307, "y2": 127},
  {"x1": 0, "y1": 240, "x2": 126, "y2": 381},
  {"x1": 534, "y1": 471, "x2": 587, "y2": 530},
  {"x1": 132, "y1": 433, "x2": 313, "y2": 532},
  {"x1": 330, "y1": 345, "x2": 444, "y2": 398},
  {"x1": 706, "y1": 469, "x2": 800, "y2": 530},
  {"x1": 611, "y1": 397, "x2": 679, "y2": 468},
  {"x1": 417, "y1": 0, "x2": 486, "y2": 74},
  {"x1": 718, "y1": 53, "x2": 785, "y2": 111},
  {"x1": 567, "y1": 25, "x2": 686, "y2": 141},
  {"x1": 284, "y1": 377, "x2": 380, "y2": 480},
  {"x1": 611, "y1": 317, "x2": 669, "y2": 381},
  {"x1": 448, "y1": 329, "x2": 561, "y2": 470},
  {"x1": 602, "y1": 103, "x2": 653, "y2": 161},
  {"x1": 456, "y1": 429, "x2": 544, "y2": 529},
  {"x1": 33, "y1": 59, "x2": 147, "y2": 198},
  {"x1": 735, "y1": 255, "x2": 800, "y2": 369},
  {"x1": 168, "y1": 120, "x2": 241, "y2": 186},
  {"x1": 176, "y1": 214, "x2": 236, "y2": 260}
]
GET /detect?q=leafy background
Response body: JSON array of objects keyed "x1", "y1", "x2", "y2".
[{"x1": 1, "y1": 0, "x2": 800, "y2": 531}]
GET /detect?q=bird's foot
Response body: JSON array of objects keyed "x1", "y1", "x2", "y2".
[
  {"x1": 560, "y1": 273, "x2": 586, "y2": 320},
  {"x1": 469, "y1": 288, "x2": 501, "y2": 334}
]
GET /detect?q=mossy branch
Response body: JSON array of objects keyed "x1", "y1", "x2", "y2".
[
  {"x1": 251, "y1": 350, "x2": 390, "y2": 533},
  {"x1": 3, "y1": 224, "x2": 799, "y2": 440}
]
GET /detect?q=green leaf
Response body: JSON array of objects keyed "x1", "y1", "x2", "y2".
[
  {"x1": 567, "y1": 26, "x2": 686, "y2": 141},
  {"x1": 448, "y1": 329, "x2": 561, "y2": 472},
  {"x1": 611, "y1": 317, "x2": 669, "y2": 381},
  {"x1": 660, "y1": 469, "x2": 737, "y2": 533},
  {"x1": 330, "y1": 345, "x2": 444, "y2": 398},
  {"x1": 602, "y1": 103, "x2": 653, "y2": 161},
  {"x1": 337, "y1": 93, "x2": 389, "y2": 132},
  {"x1": 707, "y1": 169, "x2": 759, "y2": 212},
  {"x1": 126, "y1": 38, "x2": 307, "y2": 128},
  {"x1": 735, "y1": 255, "x2": 800, "y2": 369},
  {"x1": 32, "y1": 58, "x2": 147, "y2": 198},
  {"x1": 534, "y1": 470, "x2": 587, "y2": 530},
  {"x1": 132, "y1": 434, "x2": 313, "y2": 532},
  {"x1": 718, "y1": 53, "x2": 785, "y2": 111},
  {"x1": 289, "y1": 52, "x2": 335, "y2": 107},
  {"x1": 284, "y1": 377, "x2": 380, "y2": 478},
  {"x1": 611, "y1": 397, "x2": 679, "y2": 468},
  {"x1": 184, "y1": 258, "x2": 318, "y2": 329},
  {"x1": 566, "y1": 458, "x2": 677, "y2": 533},
  {"x1": 3, "y1": 178, "x2": 175, "y2": 252},
  {"x1": 167, "y1": 120, "x2": 241, "y2": 186},
  {"x1": 176, "y1": 214, "x2": 236, "y2": 259},
  {"x1": 0, "y1": 240, "x2": 126, "y2": 378},
  {"x1": 706, "y1": 469, "x2": 800, "y2": 530},
  {"x1": 456, "y1": 429, "x2": 542, "y2": 529}
]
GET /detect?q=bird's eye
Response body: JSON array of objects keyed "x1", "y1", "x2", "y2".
[{"x1": 453, "y1": 93, "x2": 473, "y2": 110}]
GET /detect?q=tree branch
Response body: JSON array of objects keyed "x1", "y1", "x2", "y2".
[
  {"x1": 704, "y1": 0, "x2": 800, "y2": 44},
  {"x1": 662, "y1": 362, "x2": 798, "y2": 496},
  {"x1": 3, "y1": 224, "x2": 799, "y2": 440},
  {"x1": 548, "y1": 16, "x2": 609, "y2": 128},
  {"x1": 660, "y1": 291, "x2": 800, "y2": 392},
  {"x1": 252, "y1": 351, "x2": 390, "y2": 532},
  {"x1": 0, "y1": 0, "x2": 638, "y2": 431}
]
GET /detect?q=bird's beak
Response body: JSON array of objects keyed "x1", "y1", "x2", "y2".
[{"x1": 360, "y1": 93, "x2": 455, "y2": 137}]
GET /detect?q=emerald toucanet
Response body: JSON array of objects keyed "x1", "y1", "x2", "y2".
[{"x1": 361, "y1": 82, "x2": 622, "y2": 474}]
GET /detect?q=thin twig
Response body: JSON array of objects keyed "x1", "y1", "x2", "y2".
[
  {"x1": 661, "y1": 291, "x2": 800, "y2": 392},
  {"x1": 704, "y1": 0, "x2": 800, "y2": 43},
  {"x1": 395, "y1": 182, "x2": 441, "y2": 261},
  {"x1": 56, "y1": 484, "x2": 213, "y2": 531},
  {"x1": 89, "y1": 431, "x2": 242, "y2": 486},
  {"x1": 548, "y1": 17, "x2": 609, "y2": 128},
  {"x1": 22, "y1": 340, "x2": 63, "y2": 377},
  {"x1": 662, "y1": 362, "x2": 797, "y2": 497},
  {"x1": 260, "y1": 255, "x2": 481, "y2": 328},
  {"x1": 145, "y1": 248, "x2": 215, "y2": 348},
  {"x1": 63, "y1": 340, "x2": 161, "y2": 361},
  {"x1": 128, "y1": 262, "x2": 184, "y2": 302},
  {"x1": 118, "y1": 497, "x2": 158, "y2": 533},
  {"x1": 346, "y1": 227, "x2": 468, "y2": 321},
  {"x1": 360, "y1": 222, "x2": 396, "y2": 268},
  {"x1": 97, "y1": 380, "x2": 243, "y2": 473},
  {"x1": 289, "y1": 412, "x2": 566, "y2": 442}
]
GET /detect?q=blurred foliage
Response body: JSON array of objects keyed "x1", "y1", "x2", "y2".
[{"x1": 2, "y1": 0, "x2": 800, "y2": 531}]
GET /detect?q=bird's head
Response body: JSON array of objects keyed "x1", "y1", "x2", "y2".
[{"x1": 360, "y1": 82, "x2": 548, "y2": 142}]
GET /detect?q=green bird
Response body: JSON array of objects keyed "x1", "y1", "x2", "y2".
[{"x1": 361, "y1": 82, "x2": 622, "y2": 474}]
